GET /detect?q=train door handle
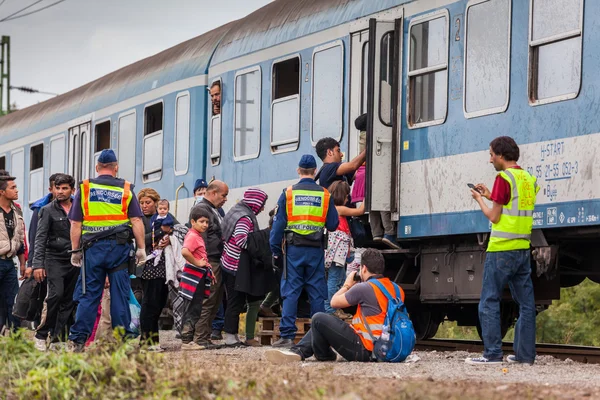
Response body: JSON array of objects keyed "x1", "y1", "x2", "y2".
[{"x1": 375, "y1": 137, "x2": 392, "y2": 155}]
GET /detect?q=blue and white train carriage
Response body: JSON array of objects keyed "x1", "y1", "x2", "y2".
[{"x1": 0, "y1": 0, "x2": 597, "y2": 339}]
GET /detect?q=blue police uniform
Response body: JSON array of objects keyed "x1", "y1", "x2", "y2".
[
  {"x1": 270, "y1": 155, "x2": 339, "y2": 340},
  {"x1": 68, "y1": 149, "x2": 143, "y2": 344}
]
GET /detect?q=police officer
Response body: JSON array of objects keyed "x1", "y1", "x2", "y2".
[
  {"x1": 67, "y1": 149, "x2": 147, "y2": 351},
  {"x1": 269, "y1": 154, "x2": 339, "y2": 347}
]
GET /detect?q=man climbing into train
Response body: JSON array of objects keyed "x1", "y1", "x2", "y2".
[{"x1": 466, "y1": 136, "x2": 539, "y2": 365}]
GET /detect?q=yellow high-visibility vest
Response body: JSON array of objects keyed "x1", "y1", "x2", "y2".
[
  {"x1": 80, "y1": 178, "x2": 132, "y2": 235},
  {"x1": 285, "y1": 183, "x2": 330, "y2": 236},
  {"x1": 487, "y1": 168, "x2": 539, "y2": 252}
]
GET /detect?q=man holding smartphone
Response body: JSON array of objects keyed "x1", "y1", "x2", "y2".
[{"x1": 467, "y1": 136, "x2": 539, "y2": 366}]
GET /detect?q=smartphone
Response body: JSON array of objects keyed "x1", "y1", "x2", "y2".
[{"x1": 467, "y1": 183, "x2": 482, "y2": 193}]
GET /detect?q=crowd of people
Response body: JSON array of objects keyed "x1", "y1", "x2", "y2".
[{"x1": 0, "y1": 110, "x2": 538, "y2": 366}]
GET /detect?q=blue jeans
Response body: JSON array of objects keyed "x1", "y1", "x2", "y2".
[
  {"x1": 324, "y1": 264, "x2": 345, "y2": 314},
  {"x1": 479, "y1": 250, "x2": 536, "y2": 363},
  {"x1": 69, "y1": 239, "x2": 134, "y2": 344},
  {"x1": 212, "y1": 301, "x2": 225, "y2": 331},
  {"x1": 0, "y1": 258, "x2": 19, "y2": 331}
]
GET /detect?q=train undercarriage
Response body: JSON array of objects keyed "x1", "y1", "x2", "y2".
[{"x1": 381, "y1": 226, "x2": 600, "y2": 340}]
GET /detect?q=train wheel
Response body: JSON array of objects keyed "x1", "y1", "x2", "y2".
[{"x1": 411, "y1": 309, "x2": 443, "y2": 340}]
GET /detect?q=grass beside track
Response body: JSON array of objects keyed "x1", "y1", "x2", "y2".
[{"x1": 0, "y1": 330, "x2": 589, "y2": 400}]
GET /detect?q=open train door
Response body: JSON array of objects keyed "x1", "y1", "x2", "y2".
[{"x1": 365, "y1": 17, "x2": 402, "y2": 218}]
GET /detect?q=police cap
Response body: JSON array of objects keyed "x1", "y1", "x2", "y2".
[
  {"x1": 98, "y1": 149, "x2": 117, "y2": 163},
  {"x1": 298, "y1": 154, "x2": 317, "y2": 169}
]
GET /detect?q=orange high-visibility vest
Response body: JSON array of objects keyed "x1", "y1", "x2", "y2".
[{"x1": 351, "y1": 278, "x2": 405, "y2": 351}]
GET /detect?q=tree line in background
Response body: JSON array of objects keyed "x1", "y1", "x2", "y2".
[{"x1": 435, "y1": 279, "x2": 600, "y2": 346}]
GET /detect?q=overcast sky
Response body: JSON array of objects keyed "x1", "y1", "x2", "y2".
[{"x1": 0, "y1": 0, "x2": 272, "y2": 110}]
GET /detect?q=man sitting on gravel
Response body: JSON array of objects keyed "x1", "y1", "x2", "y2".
[{"x1": 265, "y1": 249, "x2": 403, "y2": 363}]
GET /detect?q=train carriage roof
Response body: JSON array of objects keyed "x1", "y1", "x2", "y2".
[
  {"x1": 0, "y1": 0, "x2": 406, "y2": 141},
  {"x1": 0, "y1": 23, "x2": 233, "y2": 140}
]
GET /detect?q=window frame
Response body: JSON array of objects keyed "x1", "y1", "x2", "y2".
[
  {"x1": 174, "y1": 91, "x2": 191, "y2": 176},
  {"x1": 406, "y1": 9, "x2": 450, "y2": 129},
  {"x1": 209, "y1": 77, "x2": 222, "y2": 166},
  {"x1": 93, "y1": 117, "x2": 112, "y2": 166},
  {"x1": 0, "y1": 154, "x2": 5, "y2": 171},
  {"x1": 117, "y1": 109, "x2": 137, "y2": 184},
  {"x1": 310, "y1": 40, "x2": 345, "y2": 145},
  {"x1": 28, "y1": 142, "x2": 45, "y2": 204},
  {"x1": 49, "y1": 134, "x2": 66, "y2": 174},
  {"x1": 10, "y1": 148, "x2": 24, "y2": 194},
  {"x1": 270, "y1": 53, "x2": 301, "y2": 154},
  {"x1": 233, "y1": 66, "x2": 262, "y2": 162},
  {"x1": 463, "y1": 0, "x2": 512, "y2": 119},
  {"x1": 142, "y1": 100, "x2": 164, "y2": 183},
  {"x1": 379, "y1": 31, "x2": 395, "y2": 127},
  {"x1": 527, "y1": 0, "x2": 584, "y2": 106}
]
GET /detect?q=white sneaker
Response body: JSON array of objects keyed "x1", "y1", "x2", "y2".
[
  {"x1": 34, "y1": 337, "x2": 47, "y2": 352},
  {"x1": 265, "y1": 349, "x2": 302, "y2": 364}
]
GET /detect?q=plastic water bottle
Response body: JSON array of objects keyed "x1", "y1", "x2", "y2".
[{"x1": 381, "y1": 325, "x2": 390, "y2": 341}]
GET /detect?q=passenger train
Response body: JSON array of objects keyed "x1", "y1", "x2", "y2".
[{"x1": 1, "y1": 0, "x2": 597, "y2": 339}]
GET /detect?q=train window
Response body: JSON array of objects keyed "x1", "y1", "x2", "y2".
[
  {"x1": 361, "y1": 41, "x2": 369, "y2": 114},
  {"x1": 10, "y1": 149, "x2": 24, "y2": 197},
  {"x1": 379, "y1": 32, "x2": 394, "y2": 126},
  {"x1": 209, "y1": 79, "x2": 222, "y2": 166},
  {"x1": 464, "y1": 0, "x2": 511, "y2": 118},
  {"x1": 271, "y1": 56, "x2": 300, "y2": 153},
  {"x1": 528, "y1": 0, "x2": 583, "y2": 105},
  {"x1": 94, "y1": 120, "x2": 111, "y2": 165},
  {"x1": 234, "y1": 67, "x2": 261, "y2": 161},
  {"x1": 143, "y1": 101, "x2": 163, "y2": 182},
  {"x1": 29, "y1": 143, "x2": 44, "y2": 204},
  {"x1": 0, "y1": 156, "x2": 5, "y2": 170},
  {"x1": 118, "y1": 111, "x2": 136, "y2": 183},
  {"x1": 311, "y1": 42, "x2": 343, "y2": 143},
  {"x1": 407, "y1": 12, "x2": 449, "y2": 128},
  {"x1": 49, "y1": 136, "x2": 65, "y2": 174},
  {"x1": 174, "y1": 92, "x2": 190, "y2": 175}
]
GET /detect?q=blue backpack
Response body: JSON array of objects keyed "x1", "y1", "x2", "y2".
[{"x1": 359, "y1": 280, "x2": 416, "y2": 362}]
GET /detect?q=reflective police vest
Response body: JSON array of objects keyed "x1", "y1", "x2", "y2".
[
  {"x1": 285, "y1": 183, "x2": 330, "y2": 236},
  {"x1": 80, "y1": 178, "x2": 132, "y2": 236},
  {"x1": 487, "y1": 168, "x2": 539, "y2": 252},
  {"x1": 351, "y1": 278, "x2": 405, "y2": 351}
]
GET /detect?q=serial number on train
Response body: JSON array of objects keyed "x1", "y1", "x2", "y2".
[{"x1": 526, "y1": 161, "x2": 579, "y2": 180}]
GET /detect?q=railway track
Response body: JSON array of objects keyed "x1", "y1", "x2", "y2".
[{"x1": 416, "y1": 339, "x2": 600, "y2": 364}]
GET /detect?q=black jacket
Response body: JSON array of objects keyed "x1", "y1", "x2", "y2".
[
  {"x1": 190, "y1": 199, "x2": 223, "y2": 259},
  {"x1": 32, "y1": 199, "x2": 72, "y2": 268},
  {"x1": 235, "y1": 228, "x2": 277, "y2": 297}
]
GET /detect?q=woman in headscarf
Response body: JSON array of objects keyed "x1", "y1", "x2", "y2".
[{"x1": 220, "y1": 188, "x2": 268, "y2": 347}]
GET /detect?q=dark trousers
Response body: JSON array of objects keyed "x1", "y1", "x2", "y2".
[
  {"x1": 292, "y1": 312, "x2": 372, "y2": 362},
  {"x1": 140, "y1": 278, "x2": 169, "y2": 345},
  {"x1": 35, "y1": 260, "x2": 79, "y2": 342},
  {"x1": 181, "y1": 284, "x2": 206, "y2": 343},
  {"x1": 196, "y1": 257, "x2": 224, "y2": 341},
  {"x1": 0, "y1": 258, "x2": 19, "y2": 332},
  {"x1": 212, "y1": 296, "x2": 226, "y2": 332},
  {"x1": 222, "y1": 270, "x2": 261, "y2": 335}
]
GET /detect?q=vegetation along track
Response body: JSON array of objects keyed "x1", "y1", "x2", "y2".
[{"x1": 416, "y1": 339, "x2": 600, "y2": 364}]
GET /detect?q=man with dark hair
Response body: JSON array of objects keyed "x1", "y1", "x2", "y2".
[
  {"x1": 265, "y1": 248, "x2": 405, "y2": 363},
  {"x1": 269, "y1": 154, "x2": 339, "y2": 347},
  {"x1": 32, "y1": 174, "x2": 78, "y2": 351},
  {"x1": 315, "y1": 137, "x2": 366, "y2": 192},
  {"x1": 210, "y1": 81, "x2": 221, "y2": 116},
  {"x1": 0, "y1": 174, "x2": 26, "y2": 333},
  {"x1": 26, "y1": 173, "x2": 60, "y2": 276},
  {"x1": 466, "y1": 136, "x2": 539, "y2": 365},
  {"x1": 188, "y1": 179, "x2": 229, "y2": 347}
]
